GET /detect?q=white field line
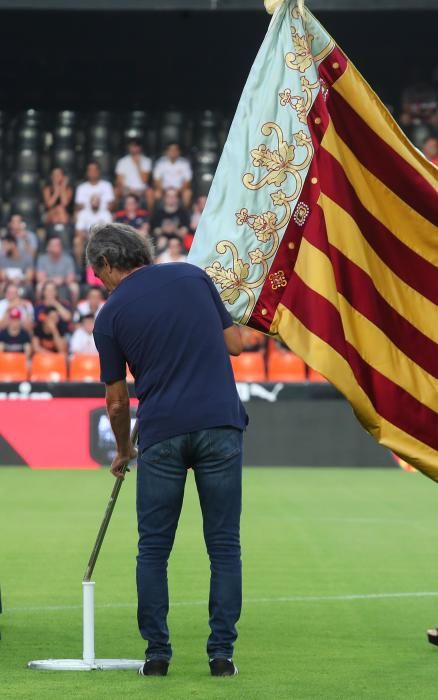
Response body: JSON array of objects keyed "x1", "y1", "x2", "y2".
[{"x1": 5, "y1": 591, "x2": 438, "y2": 614}]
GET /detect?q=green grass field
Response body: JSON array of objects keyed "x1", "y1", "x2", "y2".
[{"x1": 1, "y1": 466, "x2": 438, "y2": 700}]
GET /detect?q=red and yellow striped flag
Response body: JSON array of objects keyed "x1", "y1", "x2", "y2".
[{"x1": 188, "y1": 1, "x2": 438, "y2": 480}]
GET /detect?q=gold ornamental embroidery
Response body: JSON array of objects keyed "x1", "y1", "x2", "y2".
[
  {"x1": 269, "y1": 271, "x2": 287, "y2": 290},
  {"x1": 205, "y1": 122, "x2": 313, "y2": 324},
  {"x1": 204, "y1": 3, "x2": 336, "y2": 324},
  {"x1": 293, "y1": 201, "x2": 310, "y2": 226}
]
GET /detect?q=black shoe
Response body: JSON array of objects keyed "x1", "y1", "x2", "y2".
[
  {"x1": 209, "y1": 657, "x2": 238, "y2": 677},
  {"x1": 138, "y1": 659, "x2": 169, "y2": 676},
  {"x1": 427, "y1": 628, "x2": 438, "y2": 646}
]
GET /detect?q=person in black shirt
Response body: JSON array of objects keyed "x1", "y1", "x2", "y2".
[
  {"x1": 32, "y1": 306, "x2": 67, "y2": 355},
  {"x1": 151, "y1": 188, "x2": 190, "y2": 239},
  {"x1": 0, "y1": 308, "x2": 31, "y2": 357}
]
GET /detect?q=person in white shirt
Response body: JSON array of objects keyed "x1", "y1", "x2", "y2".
[
  {"x1": 153, "y1": 143, "x2": 193, "y2": 208},
  {"x1": 70, "y1": 313, "x2": 98, "y2": 355},
  {"x1": 73, "y1": 195, "x2": 113, "y2": 266},
  {"x1": 75, "y1": 162, "x2": 115, "y2": 213},
  {"x1": 156, "y1": 236, "x2": 188, "y2": 264},
  {"x1": 115, "y1": 138, "x2": 154, "y2": 209},
  {"x1": 75, "y1": 286, "x2": 105, "y2": 320}
]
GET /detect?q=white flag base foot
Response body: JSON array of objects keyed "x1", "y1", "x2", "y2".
[
  {"x1": 27, "y1": 659, "x2": 144, "y2": 671},
  {"x1": 28, "y1": 581, "x2": 143, "y2": 672}
]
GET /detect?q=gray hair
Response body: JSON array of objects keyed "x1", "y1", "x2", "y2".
[{"x1": 86, "y1": 223, "x2": 154, "y2": 272}]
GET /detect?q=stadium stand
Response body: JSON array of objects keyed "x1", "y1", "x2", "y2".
[
  {"x1": 231, "y1": 352, "x2": 266, "y2": 383},
  {"x1": 69, "y1": 353, "x2": 100, "y2": 382},
  {"x1": 0, "y1": 352, "x2": 28, "y2": 381},
  {"x1": 0, "y1": 90, "x2": 435, "y2": 384},
  {"x1": 30, "y1": 352, "x2": 67, "y2": 382}
]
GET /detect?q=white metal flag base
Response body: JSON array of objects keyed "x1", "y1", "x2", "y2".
[{"x1": 28, "y1": 581, "x2": 144, "y2": 672}]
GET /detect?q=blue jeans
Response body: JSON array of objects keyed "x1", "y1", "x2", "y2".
[{"x1": 136, "y1": 427, "x2": 243, "y2": 662}]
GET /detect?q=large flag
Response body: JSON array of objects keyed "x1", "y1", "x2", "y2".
[{"x1": 188, "y1": 0, "x2": 438, "y2": 481}]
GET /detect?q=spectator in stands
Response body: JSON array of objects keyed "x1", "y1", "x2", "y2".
[
  {"x1": 0, "y1": 234, "x2": 34, "y2": 296},
  {"x1": 151, "y1": 187, "x2": 190, "y2": 240},
  {"x1": 35, "y1": 280, "x2": 72, "y2": 327},
  {"x1": 421, "y1": 136, "x2": 438, "y2": 164},
  {"x1": 8, "y1": 214, "x2": 39, "y2": 258},
  {"x1": 153, "y1": 143, "x2": 192, "y2": 207},
  {"x1": 156, "y1": 236, "x2": 187, "y2": 264},
  {"x1": 0, "y1": 282, "x2": 34, "y2": 332},
  {"x1": 185, "y1": 194, "x2": 207, "y2": 252},
  {"x1": 70, "y1": 313, "x2": 97, "y2": 355},
  {"x1": 76, "y1": 286, "x2": 105, "y2": 320},
  {"x1": 36, "y1": 236, "x2": 79, "y2": 302},
  {"x1": 75, "y1": 161, "x2": 114, "y2": 213},
  {"x1": 0, "y1": 308, "x2": 32, "y2": 357},
  {"x1": 114, "y1": 194, "x2": 150, "y2": 237},
  {"x1": 32, "y1": 306, "x2": 68, "y2": 355},
  {"x1": 115, "y1": 138, "x2": 154, "y2": 211},
  {"x1": 42, "y1": 167, "x2": 74, "y2": 225},
  {"x1": 73, "y1": 194, "x2": 113, "y2": 266},
  {"x1": 190, "y1": 195, "x2": 207, "y2": 233},
  {"x1": 399, "y1": 82, "x2": 438, "y2": 145}
]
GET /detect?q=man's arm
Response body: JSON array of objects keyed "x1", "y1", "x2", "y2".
[
  {"x1": 224, "y1": 325, "x2": 243, "y2": 356},
  {"x1": 105, "y1": 379, "x2": 136, "y2": 478}
]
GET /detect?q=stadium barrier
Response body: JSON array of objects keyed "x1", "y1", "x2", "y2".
[{"x1": 0, "y1": 381, "x2": 396, "y2": 468}]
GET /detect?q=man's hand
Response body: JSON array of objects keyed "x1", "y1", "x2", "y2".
[{"x1": 110, "y1": 444, "x2": 138, "y2": 479}]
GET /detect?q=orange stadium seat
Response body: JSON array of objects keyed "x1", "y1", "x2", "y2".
[
  {"x1": 30, "y1": 352, "x2": 67, "y2": 382},
  {"x1": 0, "y1": 352, "x2": 28, "y2": 381},
  {"x1": 230, "y1": 352, "x2": 266, "y2": 382},
  {"x1": 308, "y1": 367, "x2": 329, "y2": 383},
  {"x1": 70, "y1": 354, "x2": 100, "y2": 382},
  {"x1": 268, "y1": 351, "x2": 306, "y2": 382}
]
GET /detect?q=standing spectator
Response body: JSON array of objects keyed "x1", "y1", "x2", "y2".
[
  {"x1": 75, "y1": 162, "x2": 114, "y2": 213},
  {"x1": 76, "y1": 286, "x2": 105, "y2": 319},
  {"x1": 32, "y1": 306, "x2": 67, "y2": 355},
  {"x1": 36, "y1": 236, "x2": 79, "y2": 302},
  {"x1": 156, "y1": 236, "x2": 188, "y2": 264},
  {"x1": 0, "y1": 308, "x2": 32, "y2": 357},
  {"x1": 0, "y1": 235, "x2": 34, "y2": 295},
  {"x1": 8, "y1": 214, "x2": 39, "y2": 258},
  {"x1": 74, "y1": 195, "x2": 113, "y2": 266},
  {"x1": 34, "y1": 280, "x2": 72, "y2": 329},
  {"x1": 153, "y1": 143, "x2": 192, "y2": 207},
  {"x1": 0, "y1": 282, "x2": 34, "y2": 331},
  {"x1": 42, "y1": 168, "x2": 74, "y2": 225},
  {"x1": 115, "y1": 138, "x2": 154, "y2": 211},
  {"x1": 114, "y1": 194, "x2": 150, "y2": 236},
  {"x1": 421, "y1": 136, "x2": 438, "y2": 165},
  {"x1": 70, "y1": 314, "x2": 98, "y2": 355},
  {"x1": 151, "y1": 188, "x2": 190, "y2": 239}
]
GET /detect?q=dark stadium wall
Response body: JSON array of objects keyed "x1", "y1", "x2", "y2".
[{"x1": 0, "y1": 10, "x2": 435, "y2": 112}]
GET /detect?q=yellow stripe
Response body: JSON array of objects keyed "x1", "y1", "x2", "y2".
[
  {"x1": 333, "y1": 61, "x2": 438, "y2": 191},
  {"x1": 319, "y1": 193, "x2": 438, "y2": 343},
  {"x1": 293, "y1": 237, "x2": 438, "y2": 412},
  {"x1": 322, "y1": 120, "x2": 438, "y2": 265},
  {"x1": 271, "y1": 304, "x2": 438, "y2": 481}
]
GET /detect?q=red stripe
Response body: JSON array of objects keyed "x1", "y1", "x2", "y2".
[
  {"x1": 302, "y1": 210, "x2": 438, "y2": 379},
  {"x1": 326, "y1": 87, "x2": 438, "y2": 226},
  {"x1": 281, "y1": 273, "x2": 438, "y2": 452},
  {"x1": 249, "y1": 158, "x2": 321, "y2": 332},
  {"x1": 317, "y1": 147, "x2": 438, "y2": 304}
]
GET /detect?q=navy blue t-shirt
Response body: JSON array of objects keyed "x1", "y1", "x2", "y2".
[{"x1": 93, "y1": 263, "x2": 248, "y2": 452}]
